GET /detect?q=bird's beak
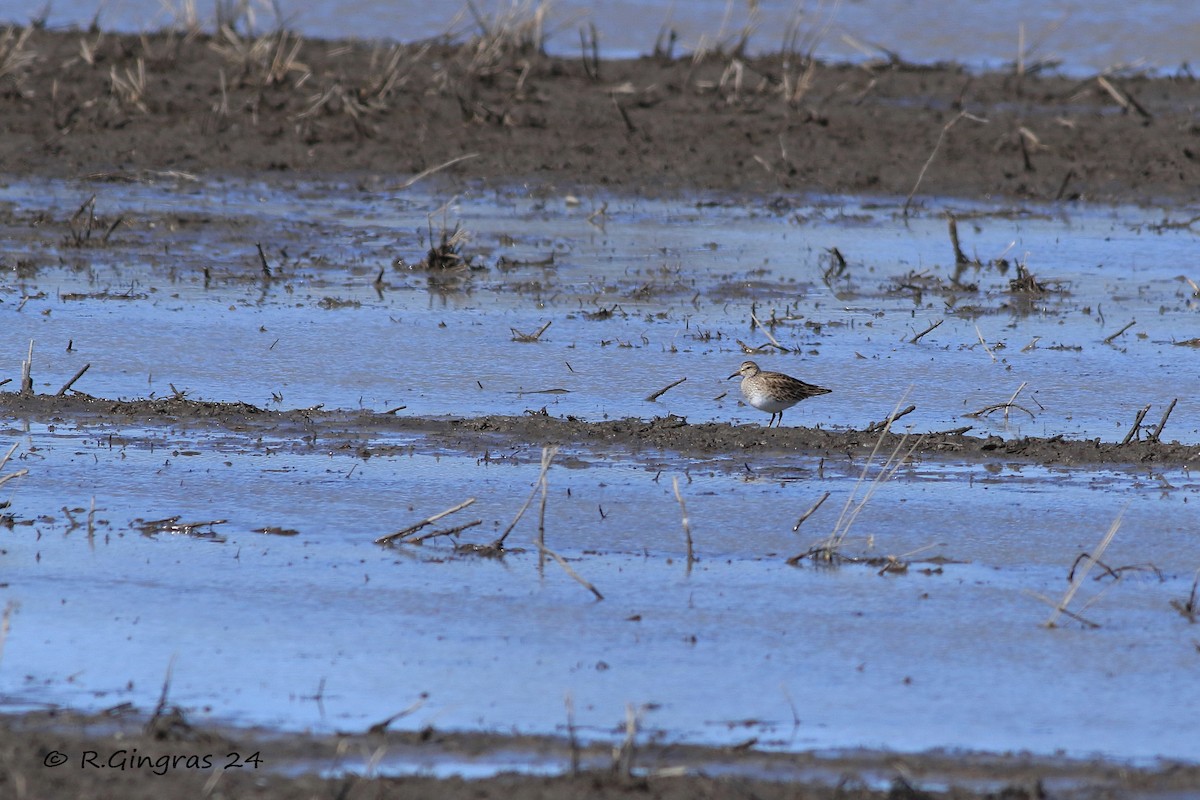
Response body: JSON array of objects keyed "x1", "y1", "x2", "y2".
[{"x1": 727, "y1": 371, "x2": 740, "y2": 380}]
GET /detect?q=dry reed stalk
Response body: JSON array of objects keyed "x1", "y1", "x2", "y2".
[
  {"x1": 749, "y1": 310, "x2": 790, "y2": 351},
  {"x1": 966, "y1": 382, "x2": 1036, "y2": 422},
  {"x1": 947, "y1": 215, "x2": 971, "y2": 265},
  {"x1": 0, "y1": 26, "x2": 36, "y2": 84},
  {"x1": 19, "y1": 339, "x2": 33, "y2": 395},
  {"x1": 974, "y1": 324, "x2": 997, "y2": 362},
  {"x1": 0, "y1": 442, "x2": 17, "y2": 473},
  {"x1": 612, "y1": 703, "x2": 639, "y2": 777},
  {"x1": 511, "y1": 320, "x2": 552, "y2": 342},
  {"x1": 827, "y1": 431, "x2": 925, "y2": 553},
  {"x1": 109, "y1": 58, "x2": 148, "y2": 112},
  {"x1": 903, "y1": 111, "x2": 988, "y2": 216},
  {"x1": 865, "y1": 405, "x2": 915, "y2": 434},
  {"x1": 396, "y1": 153, "x2": 480, "y2": 190},
  {"x1": 375, "y1": 498, "x2": 477, "y2": 544},
  {"x1": 565, "y1": 693, "x2": 580, "y2": 775},
  {"x1": 366, "y1": 694, "x2": 428, "y2": 734},
  {"x1": 792, "y1": 392, "x2": 921, "y2": 564},
  {"x1": 0, "y1": 469, "x2": 26, "y2": 490},
  {"x1": 407, "y1": 519, "x2": 483, "y2": 544},
  {"x1": 645, "y1": 377, "x2": 686, "y2": 402},
  {"x1": 1121, "y1": 405, "x2": 1152, "y2": 445},
  {"x1": 1043, "y1": 505, "x2": 1126, "y2": 628},
  {"x1": 56, "y1": 363, "x2": 91, "y2": 396},
  {"x1": 1096, "y1": 75, "x2": 1151, "y2": 119},
  {"x1": 539, "y1": 543, "x2": 603, "y2": 601},
  {"x1": 489, "y1": 446, "x2": 557, "y2": 549},
  {"x1": 672, "y1": 477, "x2": 695, "y2": 570},
  {"x1": 1148, "y1": 399, "x2": 1177, "y2": 443},
  {"x1": 792, "y1": 491, "x2": 830, "y2": 531}
]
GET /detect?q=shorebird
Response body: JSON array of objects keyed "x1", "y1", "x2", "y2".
[{"x1": 728, "y1": 360, "x2": 831, "y2": 428}]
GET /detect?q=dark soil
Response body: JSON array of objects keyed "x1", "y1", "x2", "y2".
[
  {"x1": 1, "y1": 391, "x2": 1196, "y2": 468},
  {"x1": 1, "y1": 27, "x2": 1198, "y2": 204},
  {"x1": 3, "y1": 24, "x2": 1199, "y2": 800},
  {"x1": 5, "y1": 708, "x2": 1199, "y2": 800}
]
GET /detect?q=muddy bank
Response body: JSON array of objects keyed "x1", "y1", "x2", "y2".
[
  {"x1": 1, "y1": 28, "x2": 1199, "y2": 204},
  {"x1": 5, "y1": 708, "x2": 1199, "y2": 800},
  {"x1": 2, "y1": 390, "x2": 1196, "y2": 468}
]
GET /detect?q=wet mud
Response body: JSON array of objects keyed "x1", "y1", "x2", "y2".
[
  {"x1": 3, "y1": 390, "x2": 1198, "y2": 468},
  {"x1": 1, "y1": 29, "x2": 1199, "y2": 204},
  {"x1": 6, "y1": 708, "x2": 1200, "y2": 800}
]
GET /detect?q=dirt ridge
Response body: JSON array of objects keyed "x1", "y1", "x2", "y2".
[{"x1": 3, "y1": 391, "x2": 1195, "y2": 468}]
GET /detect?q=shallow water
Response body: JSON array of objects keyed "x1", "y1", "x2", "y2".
[
  {"x1": 1, "y1": 175, "x2": 1198, "y2": 443},
  {"x1": 1, "y1": 413, "x2": 1199, "y2": 763},
  {"x1": 2, "y1": 174, "x2": 1200, "y2": 766},
  {"x1": 6, "y1": 0, "x2": 1199, "y2": 75}
]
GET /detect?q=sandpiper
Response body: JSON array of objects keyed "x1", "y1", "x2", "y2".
[{"x1": 728, "y1": 360, "x2": 831, "y2": 427}]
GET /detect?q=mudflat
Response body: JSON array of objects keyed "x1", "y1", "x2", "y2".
[{"x1": 0, "y1": 27, "x2": 1197, "y2": 203}]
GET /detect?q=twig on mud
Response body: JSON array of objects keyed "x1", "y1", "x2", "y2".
[
  {"x1": 903, "y1": 111, "x2": 988, "y2": 216},
  {"x1": 406, "y1": 518, "x2": 483, "y2": 544},
  {"x1": 367, "y1": 694, "x2": 429, "y2": 735},
  {"x1": 672, "y1": 476, "x2": 696, "y2": 571},
  {"x1": 395, "y1": 153, "x2": 480, "y2": 190},
  {"x1": 375, "y1": 498, "x2": 476, "y2": 544},
  {"x1": 909, "y1": 318, "x2": 943, "y2": 343},
  {"x1": 56, "y1": 363, "x2": 91, "y2": 396},
  {"x1": 611, "y1": 95, "x2": 637, "y2": 134},
  {"x1": 1147, "y1": 398, "x2": 1177, "y2": 444},
  {"x1": 1103, "y1": 319, "x2": 1136, "y2": 344},
  {"x1": 750, "y1": 310, "x2": 790, "y2": 352},
  {"x1": 511, "y1": 320, "x2": 552, "y2": 342},
  {"x1": 865, "y1": 404, "x2": 916, "y2": 434},
  {"x1": 1041, "y1": 503, "x2": 1127, "y2": 628},
  {"x1": 792, "y1": 491, "x2": 830, "y2": 531},
  {"x1": 1096, "y1": 75, "x2": 1152, "y2": 119},
  {"x1": 965, "y1": 382, "x2": 1036, "y2": 422},
  {"x1": 735, "y1": 339, "x2": 775, "y2": 354},
  {"x1": 1120, "y1": 404, "x2": 1152, "y2": 445},
  {"x1": 646, "y1": 377, "x2": 686, "y2": 402}
]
